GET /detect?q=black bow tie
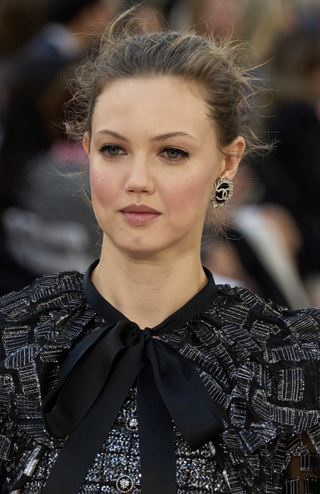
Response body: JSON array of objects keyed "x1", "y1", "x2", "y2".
[{"x1": 42, "y1": 319, "x2": 224, "y2": 494}]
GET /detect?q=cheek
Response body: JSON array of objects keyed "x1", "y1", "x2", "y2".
[
  {"x1": 165, "y1": 174, "x2": 213, "y2": 217},
  {"x1": 90, "y1": 166, "x2": 117, "y2": 207}
]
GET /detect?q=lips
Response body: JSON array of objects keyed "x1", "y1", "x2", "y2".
[{"x1": 120, "y1": 204, "x2": 161, "y2": 226}]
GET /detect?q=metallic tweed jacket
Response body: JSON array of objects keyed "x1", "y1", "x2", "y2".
[{"x1": 0, "y1": 268, "x2": 320, "y2": 493}]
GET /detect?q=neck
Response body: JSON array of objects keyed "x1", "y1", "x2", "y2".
[{"x1": 91, "y1": 239, "x2": 207, "y2": 329}]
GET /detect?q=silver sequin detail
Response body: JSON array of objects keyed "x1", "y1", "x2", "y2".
[
  {"x1": 1, "y1": 272, "x2": 320, "y2": 493},
  {"x1": 125, "y1": 417, "x2": 138, "y2": 432},
  {"x1": 21, "y1": 389, "x2": 226, "y2": 493},
  {"x1": 116, "y1": 474, "x2": 135, "y2": 493}
]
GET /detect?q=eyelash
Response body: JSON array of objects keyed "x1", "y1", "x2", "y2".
[
  {"x1": 98, "y1": 145, "x2": 189, "y2": 161},
  {"x1": 99, "y1": 144, "x2": 125, "y2": 156},
  {"x1": 161, "y1": 147, "x2": 189, "y2": 161}
]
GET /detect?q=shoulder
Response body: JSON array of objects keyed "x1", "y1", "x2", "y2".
[
  {"x1": 0, "y1": 270, "x2": 85, "y2": 336},
  {"x1": 213, "y1": 282, "x2": 319, "y2": 329},
  {"x1": 0, "y1": 269, "x2": 99, "y2": 369},
  {"x1": 168, "y1": 282, "x2": 320, "y2": 355},
  {"x1": 0, "y1": 270, "x2": 102, "y2": 452},
  {"x1": 185, "y1": 283, "x2": 320, "y2": 412}
]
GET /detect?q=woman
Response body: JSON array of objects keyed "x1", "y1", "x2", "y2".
[{"x1": 1, "y1": 10, "x2": 320, "y2": 494}]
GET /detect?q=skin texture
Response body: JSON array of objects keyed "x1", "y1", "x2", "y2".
[{"x1": 83, "y1": 77, "x2": 244, "y2": 327}]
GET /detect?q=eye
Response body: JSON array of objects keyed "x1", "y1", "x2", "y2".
[
  {"x1": 99, "y1": 144, "x2": 126, "y2": 156},
  {"x1": 161, "y1": 147, "x2": 189, "y2": 161}
]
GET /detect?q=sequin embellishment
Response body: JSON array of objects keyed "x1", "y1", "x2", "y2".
[
  {"x1": 126, "y1": 417, "x2": 138, "y2": 432},
  {"x1": 1, "y1": 271, "x2": 320, "y2": 494},
  {"x1": 116, "y1": 474, "x2": 135, "y2": 493}
]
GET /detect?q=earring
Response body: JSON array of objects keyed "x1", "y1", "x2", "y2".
[{"x1": 210, "y1": 177, "x2": 234, "y2": 208}]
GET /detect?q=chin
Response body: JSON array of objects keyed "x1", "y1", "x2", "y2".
[
  {"x1": 103, "y1": 228, "x2": 193, "y2": 260},
  {"x1": 122, "y1": 243, "x2": 166, "y2": 259}
]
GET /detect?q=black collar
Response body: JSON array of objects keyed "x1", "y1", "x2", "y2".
[
  {"x1": 83, "y1": 260, "x2": 217, "y2": 335},
  {"x1": 42, "y1": 261, "x2": 223, "y2": 494}
]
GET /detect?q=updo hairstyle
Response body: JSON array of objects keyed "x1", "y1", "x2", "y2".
[
  {"x1": 65, "y1": 8, "x2": 265, "y2": 161},
  {"x1": 65, "y1": 8, "x2": 268, "y2": 231}
]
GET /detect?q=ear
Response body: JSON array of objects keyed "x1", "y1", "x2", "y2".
[
  {"x1": 220, "y1": 136, "x2": 246, "y2": 180},
  {"x1": 83, "y1": 133, "x2": 91, "y2": 155}
]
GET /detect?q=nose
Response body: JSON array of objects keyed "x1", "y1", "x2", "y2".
[{"x1": 125, "y1": 156, "x2": 154, "y2": 195}]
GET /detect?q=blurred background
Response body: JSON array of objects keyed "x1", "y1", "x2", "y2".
[{"x1": 0, "y1": 0, "x2": 319, "y2": 309}]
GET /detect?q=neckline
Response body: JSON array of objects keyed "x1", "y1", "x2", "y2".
[{"x1": 83, "y1": 260, "x2": 217, "y2": 336}]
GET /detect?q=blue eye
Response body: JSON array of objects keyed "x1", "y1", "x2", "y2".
[
  {"x1": 99, "y1": 145, "x2": 124, "y2": 156},
  {"x1": 162, "y1": 147, "x2": 189, "y2": 160}
]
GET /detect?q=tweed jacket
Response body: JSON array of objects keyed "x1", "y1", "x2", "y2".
[{"x1": 1, "y1": 268, "x2": 320, "y2": 493}]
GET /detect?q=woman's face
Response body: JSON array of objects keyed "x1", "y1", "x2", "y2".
[{"x1": 84, "y1": 77, "x2": 243, "y2": 260}]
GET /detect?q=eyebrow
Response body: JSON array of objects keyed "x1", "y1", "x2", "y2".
[
  {"x1": 96, "y1": 130, "x2": 129, "y2": 142},
  {"x1": 95, "y1": 130, "x2": 198, "y2": 143},
  {"x1": 150, "y1": 132, "x2": 198, "y2": 143}
]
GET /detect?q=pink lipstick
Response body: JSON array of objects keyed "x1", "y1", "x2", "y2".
[{"x1": 120, "y1": 204, "x2": 161, "y2": 226}]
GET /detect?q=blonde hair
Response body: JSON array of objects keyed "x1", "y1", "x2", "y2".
[
  {"x1": 65, "y1": 7, "x2": 267, "y2": 160},
  {"x1": 65, "y1": 7, "x2": 269, "y2": 232}
]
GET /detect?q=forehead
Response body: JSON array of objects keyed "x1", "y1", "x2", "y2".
[{"x1": 91, "y1": 76, "x2": 216, "y2": 139}]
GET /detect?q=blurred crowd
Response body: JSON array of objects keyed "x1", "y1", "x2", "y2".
[{"x1": 0, "y1": 0, "x2": 320, "y2": 308}]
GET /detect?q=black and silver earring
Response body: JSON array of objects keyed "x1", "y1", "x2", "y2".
[{"x1": 210, "y1": 177, "x2": 234, "y2": 208}]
